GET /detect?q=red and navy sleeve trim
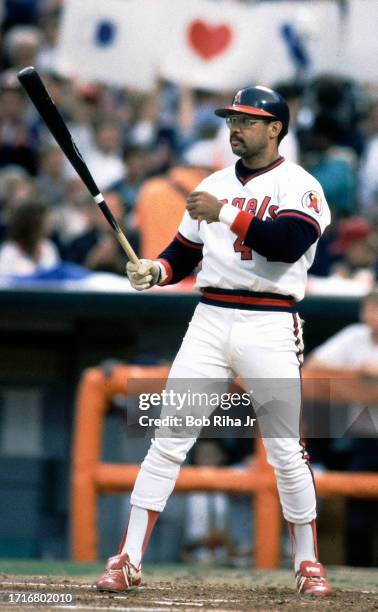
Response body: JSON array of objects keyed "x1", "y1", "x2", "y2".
[
  {"x1": 230, "y1": 210, "x2": 254, "y2": 240},
  {"x1": 276, "y1": 210, "x2": 321, "y2": 237},
  {"x1": 156, "y1": 258, "x2": 173, "y2": 286},
  {"x1": 157, "y1": 235, "x2": 203, "y2": 285},
  {"x1": 176, "y1": 232, "x2": 203, "y2": 250}
]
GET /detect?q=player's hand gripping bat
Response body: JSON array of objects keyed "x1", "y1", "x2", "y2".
[{"x1": 17, "y1": 66, "x2": 139, "y2": 265}]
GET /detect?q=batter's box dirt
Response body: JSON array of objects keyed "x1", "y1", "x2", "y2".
[{"x1": 0, "y1": 566, "x2": 377, "y2": 611}]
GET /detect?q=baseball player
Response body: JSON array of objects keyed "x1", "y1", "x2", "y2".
[{"x1": 96, "y1": 86, "x2": 332, "y2": 596}]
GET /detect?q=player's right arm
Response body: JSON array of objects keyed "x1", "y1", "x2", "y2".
[{"x1": 126, "y1": 211, "x2": 203, "y2": 291}]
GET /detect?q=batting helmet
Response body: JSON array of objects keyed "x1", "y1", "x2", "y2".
[{"x1": 215, "y1": 85, "x2": 290, "y2": 139}]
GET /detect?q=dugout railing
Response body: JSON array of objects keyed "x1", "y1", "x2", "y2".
[{"x1": 71, "y1": 364, "x2": 378, "y2": 567}]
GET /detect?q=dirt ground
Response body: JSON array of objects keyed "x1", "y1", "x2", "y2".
[{"x1": 0, "y1": 565, "x2": 377, "y2": 611}]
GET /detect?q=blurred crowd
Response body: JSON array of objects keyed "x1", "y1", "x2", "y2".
[{"x1": 0, "y1": 0, "x2": 376, "y2": 286}]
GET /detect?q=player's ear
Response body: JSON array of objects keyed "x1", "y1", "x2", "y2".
[{"x1": 268, "y1": 120, "x2": 282, "y2": 140}]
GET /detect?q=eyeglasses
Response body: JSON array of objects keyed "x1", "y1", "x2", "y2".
[{"x1": 225, "y1": 115, "x2": 269, "y2": 129}]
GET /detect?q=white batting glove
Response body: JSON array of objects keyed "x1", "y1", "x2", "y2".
[{"x1": 126, "y1": 258, "x2": 161, "y2": 291}]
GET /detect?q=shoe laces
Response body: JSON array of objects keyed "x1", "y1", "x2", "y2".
[
  {"x1": 297, "y1": 573, "x2": 326, "y2": 592},
  {"x1": 108, "y1": 568, "x2": 123, "y2": 576},
  {"x1": 307, "y1": 576, "x2": 326, "y2": 584}
]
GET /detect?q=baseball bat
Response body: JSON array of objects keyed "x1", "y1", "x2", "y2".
[{"x1": 17, "y1": 66, "x2": 139, "y2": 264}]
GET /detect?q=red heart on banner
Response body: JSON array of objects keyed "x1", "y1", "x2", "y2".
[{"x1": 188, "y1": 20, "x2": 232, "y2": 60}]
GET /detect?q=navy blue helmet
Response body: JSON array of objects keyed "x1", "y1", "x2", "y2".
[{"x1": 215, "y1": 85, "x2": 290, "y2": 139}]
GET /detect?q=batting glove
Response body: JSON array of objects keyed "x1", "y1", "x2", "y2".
[{"x1": 126, "y1": 258, "x2": 161, "y2": 291}]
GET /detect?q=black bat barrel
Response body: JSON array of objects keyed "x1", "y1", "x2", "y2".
[{"x1": 17, "y1": 66, "x2": 100, "y2": 198}]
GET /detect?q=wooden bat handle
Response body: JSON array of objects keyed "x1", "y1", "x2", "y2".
[
  {"x1": 95, "y1": 196, "x2": 139, "y2": 264},
  {"x1": 113, "y1": 229, "x2": 139, "y2": 265}
]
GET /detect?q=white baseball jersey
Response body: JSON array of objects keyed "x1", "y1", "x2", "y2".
[{"x1": 177, "y1": 157, "x2": 331, "y2": 301}]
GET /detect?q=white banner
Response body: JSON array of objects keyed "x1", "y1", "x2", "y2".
[
  {"x1": 159, "y1": 0, "x2": 342, "y2": 90},
  {"x1": 342, "y1": 0, "x2": 378, "y2": 84},
  {"x1": 159, "y1": 0, "x2": 261, "y2": 92},
  {"x1": 55, "y1": 0, "x2": 378, "y2": 92},
  {"x1": 55, "y1": 0, "x2": 157, "y2": 90},
  {"x1": 247, "y1": 1, "x2": 342, "y2": 84}
]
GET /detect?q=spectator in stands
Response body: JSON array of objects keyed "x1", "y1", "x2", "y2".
[
  {"x1": 305, "y1": 288, "x2": 378, "y2": 566},
  {"x1": 84, "y1": 119, "x2": 125, "y2": 191},
  {"x1": 329, "y1": 217, "x2": 377, "y2": 287},
  {"x1": 308, "y1": 228, "x2": 339, "y2": 278},
  {"x1": 306, "y1": 288, "x2": 378, "y2": 377},
  {"x1": 145, "y1": 126, "x2": 180, "y2": 176},
  {"x1": 36, "y1": 144, "x2": 67, "y2": 206},
  {"x1": 0, "y1": 199, "x2": 59, "y2": 275},
  {"x1": 212, "y1": 119, "x2": 238, "y2": 170},
  {"x1": 65, "y1": 92, "x2": 97, "y2": 161},
  {"x1": 0, "y1": 164, "x2": 37, "y2": 242},
  {"x1": 134, "y1": 163, "x2": 212, "y2": 259},
  {"x1": 274, "y1": 80, "x2": 304, "y2": 164},
  {"x1": 175, "y1": 85, "x2": 226, "y2": 169},
  {"x1": 0, "y1": 165, "x2": 36, "y2": 210},
  {"x1": 304, "y1": 114, "x2": 357, "y2": 219},
  {"x1": 51, "y1": 176, "x2": 88, "y2": 249},
  {"x1": 179, "y1": 86, "x2": 223, "y2": 168},
  {"x1": 3, "y1": 25, "x2": 41, "y2": 70},
  {"x1": 182, "y1": 113, "x2": 222, "y2": 170},
  {"x1": 359, "y1": 99, "x2": 378, "y2": 222},
  {"x1": 35, "y1": 3, "x2": 61, "y2": 74},
  {"x1": 65, "y1": 191, "x2": 126, "y2": 275},
  {"x1": 0, "y1": 70, "x2": 37, "y2": 174},
  {"x1": 1, "y1": 0, "x2": 40, "y2": 33},
  {"x1": 310, "y1": 75, "x2": 365, "y2": 158},
  {"x1": 110, "y1": 144, "x2": 150, "y2": 226}
]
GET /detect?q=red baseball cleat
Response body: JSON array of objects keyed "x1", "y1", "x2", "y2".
[
  {"x1": 295, "y1": 561, "x2": 332, "y2": 596},
  {"x1": 95, "y1": 553, "x2": 142, "y2": 592}
]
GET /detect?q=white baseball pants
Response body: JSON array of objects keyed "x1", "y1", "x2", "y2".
[{"x1": 131, "y1": 303, "x2": 317, "y2": 525}]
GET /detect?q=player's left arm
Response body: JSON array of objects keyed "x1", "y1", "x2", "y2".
[
  {"x1": 192, "y1": 179, "x2": 330, "y2": 263},
  {"x1": 223, "y1": 212, "x2": 319, "y2": 263},
  {"x1": 236, "y1": 181, "x2": 330, "y2": 262}
]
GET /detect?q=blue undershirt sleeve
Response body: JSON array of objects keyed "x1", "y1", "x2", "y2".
[
  {"x1": 158, "y1": 233, "x2": 203, "y2": 284},
  {"x1": 243, "y1": 217, "x2": 318, "y2": 263}
]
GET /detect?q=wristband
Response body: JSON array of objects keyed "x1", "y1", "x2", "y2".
[
  {"x1": 219, "y1": 203, "x2": 240, "y2": 226},
  {"x1": 155, "y1": 261, "x2": 167, "y2": 283}
]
